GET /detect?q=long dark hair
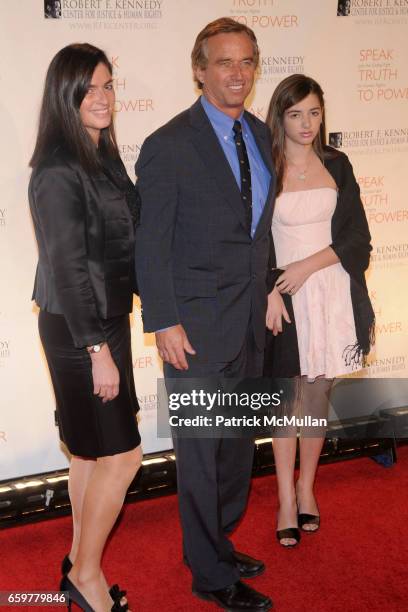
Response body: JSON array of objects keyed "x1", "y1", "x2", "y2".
[
  {"x1": 30, "y1": 43, "x2": 119, "y2": 173},
  {"x1": 266, "y1": 74, "x2": 335, "y2": 196}
]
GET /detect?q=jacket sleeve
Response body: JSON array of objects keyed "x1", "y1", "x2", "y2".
[
  {"x1": 32, "y1": 164, "x2": 106, "y2": 348},
  {"x1": 135, "y1": 133, "x2": 180, "y2": 332},
  {"x1": 330, "y1": 155, "x2": 372, "y2": 277}
]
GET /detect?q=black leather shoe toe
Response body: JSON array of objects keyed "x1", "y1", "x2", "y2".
[
  {"x1": 193, "y1": 580, "x2": 273, "y2": 611},
  {"x1": 184, "y1": 551, "x2": 265, "y2": 579},
  {"x1": 233, "y1": 551, "x2": 265, "y2": 579}
]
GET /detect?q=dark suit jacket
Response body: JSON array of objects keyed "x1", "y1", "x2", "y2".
[
  {"x1": 29, "y1": 147, "x2": 136, "y2": 348},
  {"x1": 135, "y1": 98, "x2": 276, "y2": 363}
]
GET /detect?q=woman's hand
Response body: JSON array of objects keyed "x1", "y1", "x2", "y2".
[
  {"x1": 89, "y1": 344, "x2": 120, "y2": 403},
  {"x1": 276, "y1": 260, "x2": 312, "y2": 296},
  {"x1": 266, "y1": 287, "x2": 291, "y2": 335}
]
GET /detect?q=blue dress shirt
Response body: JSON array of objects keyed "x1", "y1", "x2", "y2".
[{"x1": 201, "y1": 95, "x2": 271, "y2": 238}]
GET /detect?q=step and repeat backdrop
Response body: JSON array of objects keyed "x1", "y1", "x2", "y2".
[{"x1": 0, "y1": 0, "x2": 407, "y2": 479}]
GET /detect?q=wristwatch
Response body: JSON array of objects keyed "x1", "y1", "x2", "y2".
[{"x1": 87, "y1": 342, "x2": 106, "y2": 354}]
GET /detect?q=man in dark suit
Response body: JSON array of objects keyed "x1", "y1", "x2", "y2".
[{"x1": 136, "y1": 18, "x2": 275, "y2": 611}]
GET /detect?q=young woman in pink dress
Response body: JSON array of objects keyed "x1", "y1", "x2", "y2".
[{"x1": 263, "y1": 75, "x2": 374, "y2": 547}]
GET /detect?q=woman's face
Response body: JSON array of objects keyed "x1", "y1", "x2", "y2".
[
  {"x1": 282, "y1": 93, "x2": 322, "y2": 147},
  {"x1": 79, "y1": 62, "x2": 115, "y2": 144}
]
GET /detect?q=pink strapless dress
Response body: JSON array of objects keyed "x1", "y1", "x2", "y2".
[{"x1": 272, "y1": 187, "x2": 358, "y2": 379}]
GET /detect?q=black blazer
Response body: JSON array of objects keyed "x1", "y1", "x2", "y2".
[
  {"x1": 29, "y1": 147, "x2": 136, "y2": 348},
  {"x1": 135, "y1": 98, "x2": 276, "y2": 363}
]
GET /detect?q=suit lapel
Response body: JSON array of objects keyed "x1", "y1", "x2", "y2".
[{"x1": 188, "y1": 100, "x2": 248, "y2": 232}]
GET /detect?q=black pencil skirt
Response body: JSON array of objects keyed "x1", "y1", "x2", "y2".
[{"x1": 38, "y1": 310, "x2": 141, "y2": 458}]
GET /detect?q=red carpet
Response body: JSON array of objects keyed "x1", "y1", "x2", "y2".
[{"x1": 1, "y1": 447, "x2": 407, "y2": 612}]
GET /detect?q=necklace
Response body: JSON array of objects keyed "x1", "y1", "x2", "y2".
[
  {"x1": 296, "y1": 168, "x2": 307, "y2": 181},
  {"x1": 287, "y1": 156, "x2": 312, "y2": 181}
]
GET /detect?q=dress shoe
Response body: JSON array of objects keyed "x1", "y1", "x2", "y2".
[
  {"x1": 298, "y1": 512, "x2": 320, "y2": 532},
  {"x1": 60, "y1": 575, "x2": 94, "y2": 612},
  {"x1": 61, "y1": 555, "x2": 127, "y2": 605},
  {"x1": 233, "y1": 551, "x2": 265, "y2": 578},
  {"x1": 193, "y1": 580, "x2": 273, "y2": 611},
  {"x1": 276, "y1": 527, "x2": 301, "y2": 548},
  {"x1": 61, "y1": 575, "x2": 128, "y2": 611},
  {"x1": 295, "y1": 481, "x2": 320, "y2": 532},
  {"x1": 183, "y1": 551, "x2": 265, "y2": 579}
]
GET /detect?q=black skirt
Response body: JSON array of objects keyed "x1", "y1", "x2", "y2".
[{"x1": 38, "y1": 310, "x2": 141, "y2": 458}]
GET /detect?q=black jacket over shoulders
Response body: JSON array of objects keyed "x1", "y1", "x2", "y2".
[
  {"x1": 264, "y1": 146, "x2": 375, "y2": 377},
  {"x1": 29, "y1": 147, "x2": 137, "y2": 348}
]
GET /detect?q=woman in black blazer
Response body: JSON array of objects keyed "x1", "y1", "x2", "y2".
[
  {"x1": 263, "y1": 75, "x2": 374, "y2": 547},
  {"x1": 29, "y1": 44, "x2": 141, "y2": 611}
]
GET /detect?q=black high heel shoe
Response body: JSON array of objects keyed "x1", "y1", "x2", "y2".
[
  {"x1": 276, "y1": 527, "x2": 301, "y2": 548},
  {"x1": 298, "y1": 512, "x2": 320, "y2": 532},
  {"x1": 60, "y1": 575, "x2": 94, "y2": 612},
  {"x1": 61, "y1": 556, "x2": 127, "y2": 605},
  {"x1": 60, "y1": 575, "x2": 129, "y2": 612},
  {"x1": 295, "y1": 482, "x2": 320, "y2": 533}
]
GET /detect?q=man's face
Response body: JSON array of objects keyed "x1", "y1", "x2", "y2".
[{"x1": 195, "y1": 32, "x2": 256, "y2": 118}]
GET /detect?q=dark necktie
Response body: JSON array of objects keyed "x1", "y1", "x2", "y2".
[{"x1": 232, "y1": 119, "x2": 252, "y2": 234}]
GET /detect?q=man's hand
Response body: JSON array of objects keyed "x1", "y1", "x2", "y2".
[
  {"x1": 266, "y1": 287, "x2": 291, "y2": 336},
  {"x1": 156, "y1": 324, "x2": 196, "y2": 370}
]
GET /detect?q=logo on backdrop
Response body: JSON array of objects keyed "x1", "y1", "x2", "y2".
[
  {"x1": 43, "y1": 0, "x2": 163, "y2": 28},
  {"x1": 257, "y1": 55, "x2": 305, "y2": 85},
  {"x1": 328, "y1": 129, "x2": 408, "y2": 154},
  {"x1": 358, "y1": 48, "x2": 408, "y2": 103},
  {"x1": 110, "y1": 56, "x2": 154, "y2": 114},
  {"x1": 371, "y1": 243, "x2": 408, "y2": 268},
  {"x1": 336, "y1": 0, "x2": 408, "y2": 22},
  {"x1": 0, "y1": 430, "x2": 7, "y2": 443},
  {"x1": 0, "y1": 208, "x2": 6, "y2": 228},
  {"x1": 329, "y1": 132, "x2": 343, "y2": 148},
  {"x1": 119, "y1": 143, "x2": 141, "y2": 163},
  {"x1": 358, "y1": 174, "x2": 388, "y2": 213},
  {"x1": 119, "y1": 143, "x2": 142, "y2": 178},
  {"x1": 231, "y1": 0, "x2": 299, "y2": 29},
  {"x1": 0, "y1": 340, "x2": 10, "y2": 366},
  {"x1": 369, "y1": 290, "x2": 404, "y2": 337},
  {"x1": 337, "y1": 0, "x2": 351, "y2": 16},
  {"x1": 133, "y1": 355, "x2": 154, "y2": 369},
  {"x1": 364, "y1": 355, "x2": 406, "y2": 375},
  {"x1": 358, "y1": 175, "x2": 407, "y2": 226},
  {"x1": 44, "y1": 1, "x2": 62, "y2": 18},
  {"x1": 137, "y1": 394, "x2": 158, "y2": 413}
]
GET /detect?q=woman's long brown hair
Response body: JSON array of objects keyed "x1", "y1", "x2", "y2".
[
  {"x1": 30, "y1": 43, "x2": 119, "y2": 174},
  {"x1": 266, "y1": 74, "x2": 334, "y2": 196}
]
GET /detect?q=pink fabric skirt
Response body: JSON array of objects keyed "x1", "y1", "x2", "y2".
[{"x1": 272, "y1": 188, "x2": 359, "y2": 380}]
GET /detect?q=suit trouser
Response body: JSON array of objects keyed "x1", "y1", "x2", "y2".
[{"x1": 164, "y1": 323, "x2": 264, "y2": 592}]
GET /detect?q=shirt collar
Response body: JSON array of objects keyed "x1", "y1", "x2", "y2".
[{"x1": 201, "y1": 95, "x2": 245, "y2": 139}]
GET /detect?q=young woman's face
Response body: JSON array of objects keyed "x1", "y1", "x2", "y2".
[
  {"x1": 79, "y1": 62, "x2": 115, "y2": 144},
  {"x1": 282, "y1": 93, "x2": 322, "y2": 147}
]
